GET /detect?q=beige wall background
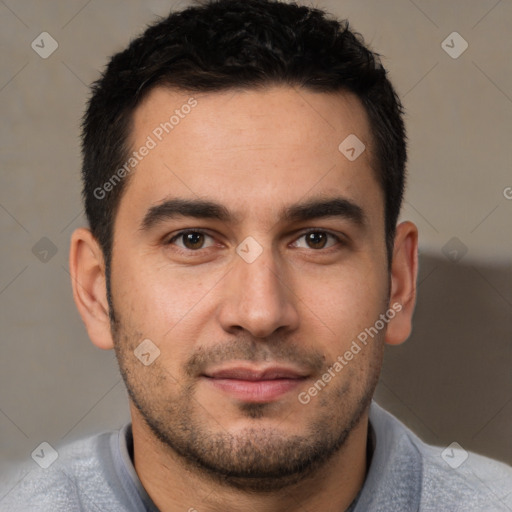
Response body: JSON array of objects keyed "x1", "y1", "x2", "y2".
[{"x1": 1, "y1": 0, "x2": 511, "y2": 498}]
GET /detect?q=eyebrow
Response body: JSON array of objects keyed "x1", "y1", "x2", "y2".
[{"x1": 139, "y1": 196, "x2": 366, "y2": 232}]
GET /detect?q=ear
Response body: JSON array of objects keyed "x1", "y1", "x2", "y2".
[
  {"x1": 69, "y1": 227, "x2": 114, "y2": 350},
  {"x1": 385, "y1": 221, "x2": 419, "y2": 346}
]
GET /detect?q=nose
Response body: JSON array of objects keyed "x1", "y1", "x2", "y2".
[{"x1": 216, "y1": 244, "x2": 300, "y2": 339}]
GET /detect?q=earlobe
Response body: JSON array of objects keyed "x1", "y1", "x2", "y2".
[
  {"x1": 69, "y1": 228, "x2": 114, "y2": 350},
  {"x1": 385, "y1": 221, "x2": 419, "y2": 346}
]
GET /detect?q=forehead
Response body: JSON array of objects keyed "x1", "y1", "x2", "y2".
[{"x1": 119, "y1": 85, "x2": 382, "y2": 229}]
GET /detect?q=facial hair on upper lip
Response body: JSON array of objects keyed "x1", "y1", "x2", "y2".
[{"x1": 183, "y1": 336, "x2": 326, "y2": 380}]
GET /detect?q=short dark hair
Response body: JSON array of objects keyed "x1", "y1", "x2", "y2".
[{"x1": 81, "y1": 0, "x2": 406, "y2": 279}]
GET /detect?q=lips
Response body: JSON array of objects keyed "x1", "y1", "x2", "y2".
[
  {"x1": 205, "y1": 366, "x2": 308, "y2": 381},
  {"x1": 202, "y1": 365, "x2": 308, "y2": 402}
]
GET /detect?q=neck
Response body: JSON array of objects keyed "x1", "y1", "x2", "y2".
[{"x1": 130, "y1": 405, "x2": 370, "y2": 512}]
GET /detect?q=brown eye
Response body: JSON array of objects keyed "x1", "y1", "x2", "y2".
[
  {"x1": 305, "y1": 232, "x2": 328, "y2": 249},
  {"x1": 167, "y1": 230, "x2": 214, "y2": 251},
  {"x1": 182, "y1": 232, "x2": 205, "y2": 250},
  {"x1": 292, "y1": 230, "x2": 341, "y2": 250}
]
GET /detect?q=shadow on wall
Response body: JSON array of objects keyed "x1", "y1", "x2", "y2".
[{"x1": 375, "y1": 252, "x2": 512, "y2": 466}]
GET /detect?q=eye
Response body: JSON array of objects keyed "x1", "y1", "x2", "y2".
[
  {"x1": 165, "y1": 229, "x2": 344, "y2": 253},
  {"x1": 167, "y1": 230, "x2": 215, "y2": 251},
  {"x1": 291, "y1": 230, "x2": 342, "y2": 250}
]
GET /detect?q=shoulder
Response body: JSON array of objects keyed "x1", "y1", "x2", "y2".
[
  {"x1": 417, "y1": 439, "x2": 512, "y2": 511},
  {"x1": 0, "y1": 428, "x2": 123, "y2": 512},
  {"x1": 370, "y1": 402, "x2": 512, "y2": 511}
]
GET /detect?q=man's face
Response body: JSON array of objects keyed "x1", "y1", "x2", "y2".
[{"x1": 109, "y1": 86, "x2": 390, "y2": 489}]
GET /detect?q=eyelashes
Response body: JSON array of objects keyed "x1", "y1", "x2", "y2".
[{"x1": 166, "y1": 228, "x2": 346, "y2": 254}]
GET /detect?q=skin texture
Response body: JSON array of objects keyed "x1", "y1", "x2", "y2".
[{"x1": 70, "y1": 86, "x2": 418, "y2": 512}]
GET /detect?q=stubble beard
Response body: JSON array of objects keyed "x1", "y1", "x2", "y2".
[{"x1": 109, "y1": 304, "x2": 383, "y2": 493}]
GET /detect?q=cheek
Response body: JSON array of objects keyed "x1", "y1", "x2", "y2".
[
  {"x1": 294, "y1": 262, "x2": 388, "y2": 358},
  {"x1": 300, "y1": 261, "x2": 387, "y2": 319},
  {"x1": 112, "y1": 254, "x2": 222, "y2": 344}
]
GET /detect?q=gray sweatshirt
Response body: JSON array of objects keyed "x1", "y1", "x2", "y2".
[{"x1": 1, "y1": 401, "x2": 511, "y2": 511}]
